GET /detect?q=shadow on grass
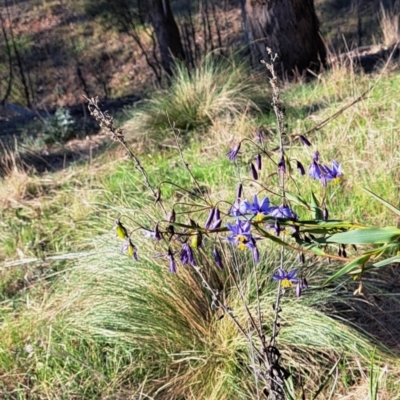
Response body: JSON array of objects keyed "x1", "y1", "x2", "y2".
[
  {"x1": 0, "y1": 95, "x2": 140, "y2": 177},
  {"x1": 325, "y1": 267, "x2": 400, "y2": 353}
]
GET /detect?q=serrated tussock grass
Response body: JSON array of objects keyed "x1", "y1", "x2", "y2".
[{"x1": 46, "y1": 225, "x2": 398, "y2": 399}]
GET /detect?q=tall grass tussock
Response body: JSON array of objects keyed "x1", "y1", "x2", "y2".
[{"x1": 124, "y1": 56, "x2": 269, "y2": 145}]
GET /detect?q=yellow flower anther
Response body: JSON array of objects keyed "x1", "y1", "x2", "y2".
[
  {"x1": 237, "y1": 243, "x2": 247, "y2": 251},
  {"x1": 254, "y1": 213, "x2": 265, "y2": 222},
  {"x1": 236, "y1": 234, "x2": 247, "y2": 243},
  {"x1": 281, "y1": 279, "x2": 293, "y2": 288}
]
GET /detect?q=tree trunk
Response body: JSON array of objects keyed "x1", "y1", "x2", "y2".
[
  {"x1": 245, "y1": 0, "x2": 326, "y2": 76},
  {"x1": 148, "y1": 0, "x2": 185, "y2": 76}
]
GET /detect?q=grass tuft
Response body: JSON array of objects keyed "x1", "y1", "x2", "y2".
[
  {"x1": 45, "y1": 230, "x2": 399, "y2": 399},
  {"x1": 123, "y1": 56, "x2": 269, "y2": 146}
]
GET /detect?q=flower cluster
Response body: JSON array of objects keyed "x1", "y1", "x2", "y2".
[{"x1": 115, "y1": 134, "x2": 344, "y2": 301}]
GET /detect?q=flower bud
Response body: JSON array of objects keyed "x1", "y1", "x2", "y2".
[
  {"x1": 323, "y1": 207, "x2": 329, "y2": 221},
  {"x1": 250, "y1": 163, "x2": 258, "y2": 180},
  {"x1": 298, "y1": 135, "x2": 312, "y2": 146},
  {"x1": 278, "y1": 156, "x2": 286, "y2": 174},
  {"x1": 256, "y1": 154, "x2": 262, "y2": 171},
  {"x1": 204, "y1": 208, "x2": 215, "y2": 230},
  {"x1": 236, "y1": 183, "x2": 243, "y2": 199},
  {"x1": 213, "y1": 247, "x2": 224, "y2": 269},
  {"x1": 227, "y1": 143, "x2": 241, "y2": 160},
  {"x1": 296, "y1": 161, "x2": 305, "y2": 176}
]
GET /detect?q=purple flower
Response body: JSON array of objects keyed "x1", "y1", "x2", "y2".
[
  {"x1": 212, "y1": 207, "x2": 222, "y2": 229},
  {"x1": 323, "y1": 161, "x2": 343, "y2": 183},
  {"x1": 272, "y1": 268, "x2": 298, "y2": 288},
  {"x1": 214, "y1": 207, "x2": 221, "y2": 222},
  {"x1": 270, "y1": 205, "x2": 298, "y2": 220},
  {"x1": 323, "y1": 207, "x2": 329, "y2": 221},
  {"x1": 180, "y1": 243, "x2": 196, "y2": 266},
  {"x1": 120, "y1": 239, "x2": 138, "y2": 261},
  {"x1": 226, "y1": 220, "x2": 258, "y2": 262},
  {"x1": 144, "y1": 224, "x2": 162, "y2": 240},
  {"x1": 308, "y1": 157, "x2": 325, "y2": 181},
  {"x1": 308, "y1": 153, "x2": 342, "y2": 186},
  {"x1": 213, "y1": 247, "x2": 224, "y2": 269},
  {"x1": 229, "y1": 199, "x2": 247, "y2": 217},
  {"x1": 227, "y1": 143, "x2": 241, "y2": 161},
  {"x1": 243, "y1": 195, "x2": 272, "y2": 222}
]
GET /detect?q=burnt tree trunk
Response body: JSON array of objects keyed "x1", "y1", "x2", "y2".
[
  {"x1": 148, "y1": 0, "x2": 185, "y2": 75},
  {"x1": 245, "y1": 0, "x2": 326, "y2": 76}
]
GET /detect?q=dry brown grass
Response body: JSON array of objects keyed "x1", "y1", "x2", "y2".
[{"x1": 380, "y1": 3, "x2": 400, "y2": 47}]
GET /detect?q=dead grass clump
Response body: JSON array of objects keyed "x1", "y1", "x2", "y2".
[{"x1": 380, "y1": 3, "x2": 400, "y2": 47}]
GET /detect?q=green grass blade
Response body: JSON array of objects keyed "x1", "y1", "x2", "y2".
[
  {"x1": 327, "y1": 227, "x2": 400, "y2": 244},
  {"x1": 363, "y1": 188, "x2": 400, "y2": 217},
  {"x1": 324, "y1": 254, "x2": 371, "y2": 285}
]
